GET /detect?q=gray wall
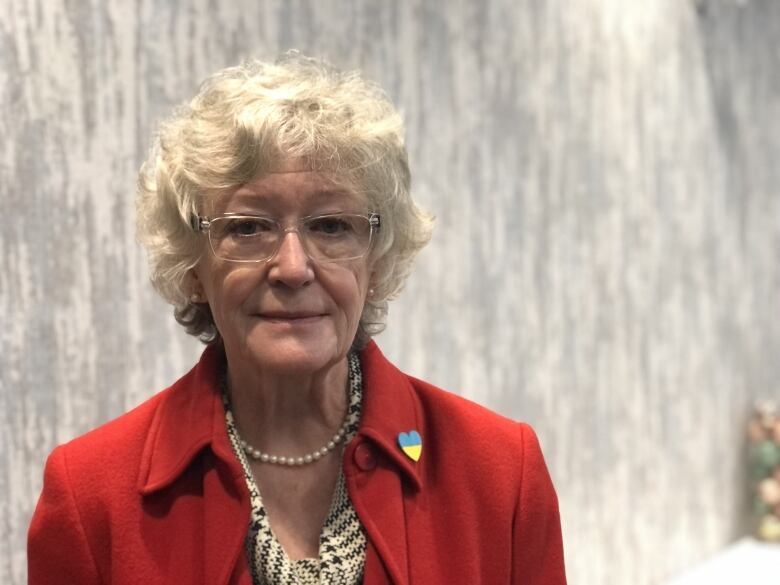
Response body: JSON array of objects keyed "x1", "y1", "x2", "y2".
[{"x1": 2, "y1": 1, "x2": 779, "y2": 583}]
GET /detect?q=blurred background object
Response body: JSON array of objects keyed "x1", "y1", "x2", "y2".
[
  {"x1": 2, "y1": 1, "x2": 779, "y2": 584},
  {"x1": 748, "y1": 402, "x2": 780, "y2": 542}
]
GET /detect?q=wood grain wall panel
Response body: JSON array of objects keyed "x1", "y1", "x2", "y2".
[{"x1": 2, "y1": 1, "x2": 778, "y2": 583}]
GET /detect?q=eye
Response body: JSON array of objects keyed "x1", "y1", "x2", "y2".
[
  {"x1": 307, "y1": 215, "x2": 353, "y2": 236},
  {"x1": 224, "y1": 217, "x2": 274, "y2": 237}
]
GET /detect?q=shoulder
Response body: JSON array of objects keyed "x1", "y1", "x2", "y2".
[
  {"x1": 51, "y1": 349, "x2": 217, "y2": 481},
  {"x1": 359, "y1": 342, "x2": 545, "y2": 476},
  {"x1": 370, "y1": 361, "x2": 560, "y2": 545},
  {"x1": 407, "y1": 374, "x2": 561, "y2": 531},
  {"x1": 29, "y1": 386, "x2": 173, "y2": 576},
  {"x1": 406, "y1": 373, "x2": 545, "y2": 475},
  {"x1": 66, "y1": 389, "x2": 166, "y2": 452},
  {"x1": 408, "y1": 373, "x2": 526, "y2": 439},
  {"x1": 45, "y1": 386, "x2": 171, "y2": 499},
  {"x1": 43, "y1": 351, "x2": 211, "y2": 497}
]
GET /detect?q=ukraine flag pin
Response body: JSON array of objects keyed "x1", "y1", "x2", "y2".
[{"x1": 397, "y1": 430, "x2": 422, "y2": 462}]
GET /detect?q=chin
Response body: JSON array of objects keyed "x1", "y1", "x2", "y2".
[{"x1": 246, "y1": 337, "x2": 342, "y2": 374}]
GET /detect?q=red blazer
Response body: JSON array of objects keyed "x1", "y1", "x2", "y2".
[{"x1": 28, "y1": 342, "x2": 566, "y2": 584}]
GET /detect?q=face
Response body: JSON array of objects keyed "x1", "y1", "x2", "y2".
[{"x1": 192, "y1": 161, "x2": 374, "y2": 376}]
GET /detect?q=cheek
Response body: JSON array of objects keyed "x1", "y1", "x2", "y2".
[
  {"x1": 318, "y1": 267, "x2": 366, "y2": 320},
  {"x1": 225, "y1": 271, "x2": 260, "y2": 301},
  {"x1": 342, "y1": 270, "x2": 371, "y2": 325},
  {"x1": 204, "y1": 265, "x2": 263, "y2": 315}
]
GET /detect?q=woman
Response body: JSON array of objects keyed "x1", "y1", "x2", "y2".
[{"x1": 28, "y1": 53, "x2": 566, "y2": 584}]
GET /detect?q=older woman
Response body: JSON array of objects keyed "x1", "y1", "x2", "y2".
[{"x1": 28, "y1": 53, "x2": 566, "y2": 584}]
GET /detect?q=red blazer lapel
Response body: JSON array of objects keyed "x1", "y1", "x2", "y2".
[
  {"x1": 343, "y1": 342, "x2": 427, "y2": 585},
  {"x1": 137, "y1": 345, "x2": 252, "y2": 584},
  {"x1": 202, "y1": 448, "x2": 253, "y2": 584},
  {"x1": 344, "y1": 458, "x2": 408, "y2": 585}
]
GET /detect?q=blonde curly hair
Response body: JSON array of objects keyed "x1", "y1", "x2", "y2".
[{"x1": 136, "y1": 52, "x2": 433, "y2": 344}]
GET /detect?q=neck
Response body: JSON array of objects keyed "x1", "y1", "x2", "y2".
[{"x1": 225, "y1": 354, "x2": 350, "y2": 457}]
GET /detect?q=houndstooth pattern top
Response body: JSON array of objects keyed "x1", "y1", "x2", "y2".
[{"x1": 222, "y1": 353, "x2": 367, "y2": 585}]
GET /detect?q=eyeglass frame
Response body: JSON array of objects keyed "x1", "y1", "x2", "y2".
[{"x1": 190, "y1": 211, "x2": 381, "y2": 263}]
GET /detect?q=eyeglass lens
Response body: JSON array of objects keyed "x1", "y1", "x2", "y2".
[{"x1": 208, "y1": 214, "x2": 374, "y2": 262}]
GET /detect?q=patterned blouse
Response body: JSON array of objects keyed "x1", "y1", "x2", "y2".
[{"x1": 222, "y1": 353, "x2": 367, "y2": 585}]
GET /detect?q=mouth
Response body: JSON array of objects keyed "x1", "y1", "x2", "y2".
[{"x1": 256, "y1": 311, "x2": 326, "y2": 322}]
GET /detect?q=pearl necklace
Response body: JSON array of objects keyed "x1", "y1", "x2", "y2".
[
  {"x1": 238, "y1": 414, "x2": 351, "y2": 466},
  {"x1": 222, "y1": 353, "x2": 361, "y2": 467}
]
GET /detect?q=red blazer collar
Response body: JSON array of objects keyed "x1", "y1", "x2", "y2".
[
  {"x1": 137, "y1": 344, "x2": 235, "y2": 495},
  {"x1": 137, "y1": 341, "x2": 424, "y2": 495}
]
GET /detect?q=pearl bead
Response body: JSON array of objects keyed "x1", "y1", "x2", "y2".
[
  {"x1": 260, "y1": 453, "x2": 270, "y2": 462},
  {"x1": 278, "y1": 456, "x2": 287, "y2": 465},
  {"x1": 296, "y1": 457, "x2": 304, "y2": 465},
  {"x1": 304, "y1": 455, "x2": 313, "y2": 463},
  {"x1": 327, "y1": 441, "x2": 335, "y2": 450},
  {"x1": 270, "y1": 455, "x2": 278, "y2": 464}
]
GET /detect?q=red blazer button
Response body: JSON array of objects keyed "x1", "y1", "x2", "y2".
[{"x1": 353, "y1": 442, "x2": 377, "y2": 471}]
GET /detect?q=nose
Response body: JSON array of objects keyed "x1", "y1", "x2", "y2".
[{"x1": 266, "y1": 231, "x2": 314, "y2": 288}]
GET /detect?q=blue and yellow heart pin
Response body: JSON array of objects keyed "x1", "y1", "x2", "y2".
[{"x1": 397, "y1": 430, "x2": 422, "y2": 462}]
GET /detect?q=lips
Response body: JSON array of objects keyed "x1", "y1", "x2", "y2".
[{"x1": 257, "y1": 311, "x2": 326, "y2": 321}]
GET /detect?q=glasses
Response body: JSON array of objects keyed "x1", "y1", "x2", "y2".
[{"x1": 192, "y1": 212, "x2": 381, "y2": 263}]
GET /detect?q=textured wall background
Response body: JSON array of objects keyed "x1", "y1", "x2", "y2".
[{"x1": 2, "y1": 1, "x2": 779, "y2": 583}]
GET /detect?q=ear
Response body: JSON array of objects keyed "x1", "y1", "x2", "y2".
[
  {"x1": 367, "y1": 270, "x2": 377, "y2": 297},
  {"x1": 186, "y1": 268, "x2": 206, "y2": 303}
]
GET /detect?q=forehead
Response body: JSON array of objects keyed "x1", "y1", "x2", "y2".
[{"x1": 210, "y1": 164, "x2": 365, "y2": 215}]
